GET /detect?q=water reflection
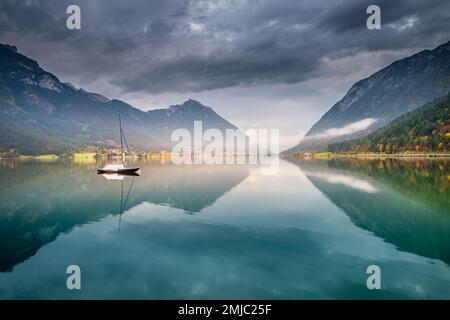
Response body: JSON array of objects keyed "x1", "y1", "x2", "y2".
[
  {"x1": 0, "y1": 160, "x2": 249, "y2": 272},
  {"x1": 291, "y1": 158, "x2": 450, "y2": 264},
  {"x1": 116, "y1": 175, "x2": 137, "y2": 232},
  {"x1": 0, "y1": 158, "x2": 449, "y2": 299}
]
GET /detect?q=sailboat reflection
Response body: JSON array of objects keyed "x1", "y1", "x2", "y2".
[
  {"x1": 102, "y1": 173, "x2": 138, "y2": 231},
  {"x1": 102, "y1": 172, "x2": 140, "y2": 181},
  {"x1": 119, "y1": 175, "x2": 136, "y2": 232}
]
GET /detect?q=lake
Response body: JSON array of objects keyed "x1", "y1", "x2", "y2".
[{"x1": 0, "y1": 157, "x2": 449, "y2": 299}]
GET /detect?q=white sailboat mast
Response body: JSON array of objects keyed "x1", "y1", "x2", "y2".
[{"x1": 119, "y1": 113, "x2": 125, "y2": 163}]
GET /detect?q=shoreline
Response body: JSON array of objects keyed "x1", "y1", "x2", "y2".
[
  {"x1": 333, "y1": 153, "x2": 450, "y2": 159},
  {"x1": 289, "y1": 152, "x2": 450, "y2": 160}
]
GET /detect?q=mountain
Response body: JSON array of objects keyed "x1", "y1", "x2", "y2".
[
  {"x1": 148, "y1": 99, "x2": 236, "y2": 131},
  {"x1": 287, "y1": 40, "x2": 450, "y2": 152},
  {"x1": 328, "y1": 94, "x2": 450, "y2": 152},
  {"x1": 146, "y1": 99, "x2": 239, "y2": 149},
  {"x1": 0, "y1": 44, "x2": 238, "y2": 154}
]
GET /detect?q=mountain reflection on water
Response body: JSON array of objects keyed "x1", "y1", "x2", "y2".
[
  {"x1": 0, "y1": 158, "x2": 449, "y2": 299},
  {"x1": 291, "y1": 158, "x2": 450, "y2": 264},
  {"x1": 0, "y1": 160, "x2": 249, "y2": 272}
]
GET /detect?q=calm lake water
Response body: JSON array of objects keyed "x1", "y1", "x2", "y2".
[{"x1": 0, "y1": 157, "x2": 449, "y2": 299}]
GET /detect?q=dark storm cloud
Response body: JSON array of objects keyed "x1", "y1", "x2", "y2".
[
  {"x1": 0, "y1": 0, "x2": 449, "y2": 94},
  {"x1": 318, "y1": 0, "x2": 450, "y2": 52}
]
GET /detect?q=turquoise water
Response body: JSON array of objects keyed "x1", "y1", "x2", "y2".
[{"x1": 0, "y1": 158, "x2": 449, "y2": 299}]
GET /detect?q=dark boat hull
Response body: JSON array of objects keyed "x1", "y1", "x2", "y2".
[{"x1": 97, "y1": 168, "x2": 140, "y2": 175}]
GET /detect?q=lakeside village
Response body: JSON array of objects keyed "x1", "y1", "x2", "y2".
[{"x1": 0, "y1": 148, "x2": 173, "y2": 163}]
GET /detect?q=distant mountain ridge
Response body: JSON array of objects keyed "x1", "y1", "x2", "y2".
[
  {"x1": 287, "y1": 40, "x2": 450, "y2": 152},
  {"x1": 0, "y1": 44, "x2": 238, "y2": 154}
]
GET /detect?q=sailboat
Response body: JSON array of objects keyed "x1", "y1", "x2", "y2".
[{"x1": 97, "y1": 114, "x2": 140, "y2": 175}]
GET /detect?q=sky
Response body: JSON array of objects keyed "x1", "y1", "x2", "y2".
[{"x1": 0, "y1": 0, "x2": 449, "y2": 150}]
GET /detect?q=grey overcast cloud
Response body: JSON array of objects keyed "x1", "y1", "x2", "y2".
[{"x1": 1, "y1": 0, "x2": 449, "y2": 149}]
